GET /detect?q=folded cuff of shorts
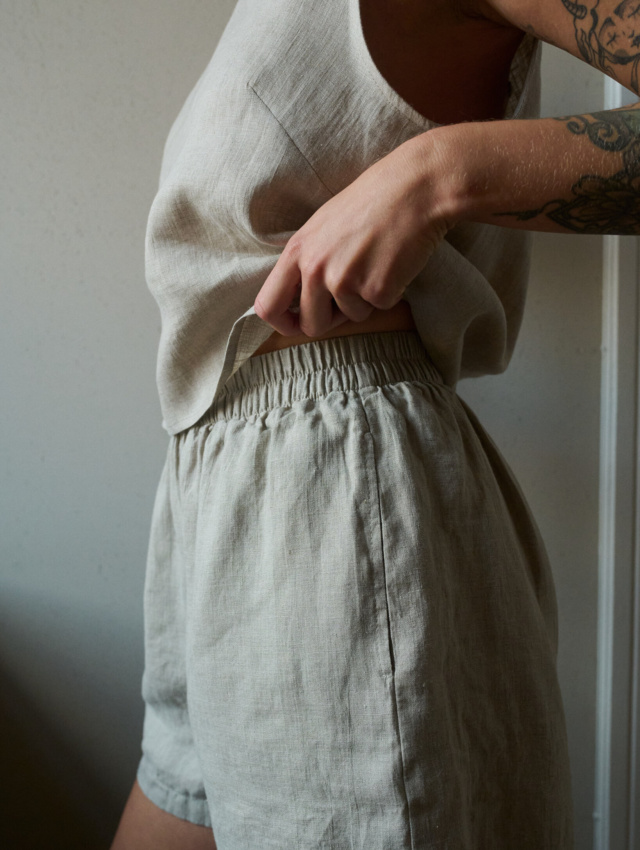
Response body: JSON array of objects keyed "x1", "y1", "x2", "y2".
[{"x1": 136, "y1": 755, "x2": 212, "y2": 828}]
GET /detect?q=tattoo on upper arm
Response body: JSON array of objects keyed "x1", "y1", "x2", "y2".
[
  {"x1": 497, "y1": 108, "x2": 640, "y2": 233},
  {"x1": 560, "y1": 0, "x2": 640, "y2": 94}
]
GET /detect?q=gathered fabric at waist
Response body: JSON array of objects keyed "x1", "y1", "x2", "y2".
[{"x1": 195, "y1": 330, "x2": 446, "y2": 426}]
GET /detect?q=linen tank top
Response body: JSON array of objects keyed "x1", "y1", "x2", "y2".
[{"x1": 145, "y1": 0, "x2": 542, "y2": 435}]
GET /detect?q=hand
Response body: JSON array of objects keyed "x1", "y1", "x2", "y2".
[{"x1": 253, "y1": 135, "x2": 455, "y2": 337}]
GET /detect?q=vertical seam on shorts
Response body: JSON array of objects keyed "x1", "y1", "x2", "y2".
[{"x1": 356, "y1": 390, "x2": 415, "y2": 850}]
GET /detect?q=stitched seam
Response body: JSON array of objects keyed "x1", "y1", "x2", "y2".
[
  {"x1": 199, "y1": 377, "x2": 452, "y2": 426},
  {"x1": 222, "y1": 356, "x2": 450, "y2": 395},
  {"x1": 172, "y1": 364, "x2": 409, "y2": 435},
  {"x1": 356, "y1": 393, "x2": 415, "y2": 850},
  {"x1": 246, "y1": 81, "x2": 335, "y2": 197},
  {"x1": 139, "y1": 758, "x2": 208, "y2": 804}
]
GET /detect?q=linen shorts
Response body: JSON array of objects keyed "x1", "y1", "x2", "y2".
[{"x1": 136, "y1": 330, "x2": 574, "y2": 849}]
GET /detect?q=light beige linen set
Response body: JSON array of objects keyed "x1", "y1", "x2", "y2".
[{"x1": 138, "y1": 0, "x2": 574, "y2": 846}]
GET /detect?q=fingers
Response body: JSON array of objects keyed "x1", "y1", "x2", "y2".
[
  {"x1": 254, "y1": 250, "x2": 303, "y2": 336},
  {"x1": 332, "y1": 289, "x2": 375, "y2": 324},
  {"x1": 254, "y1": 241, "x2": 378, "y2": 337},
  {"x1": 298, "y1": 277, "x2": 373, "y2": 336},
  {"x1": 298, "y1": 273, "x2": 335, "y2": 337}
]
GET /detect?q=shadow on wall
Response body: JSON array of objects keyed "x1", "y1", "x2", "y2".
[
  {"x1": 0, "y1": 570, "x2": 147, "y2": 845},
  {"x1": 0, "y1": 579, "x2": 146, "y2": 849},
  {"x1": 0, "y1": 667, "x2": 117, "y2": 849}
]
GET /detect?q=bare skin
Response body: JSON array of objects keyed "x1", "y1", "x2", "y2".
[
  {"x1": 117, "y1": 0, "x2": 640, "y2": 844},
  {"x1": 110, "y1": 780, "x2": 217, "y2": 850},
  {"x1": 250, "y1": 299, "x2": 418, "y2": 356},
  {"x1": 253, "y1": 0, "x2": 640, "y2": 342},
  {"x1": 116, "y1": 9, "x2": 523, "y2": 839},
  {"x1": 251, "y1": 0, "x2": 524, "y2": 358}
]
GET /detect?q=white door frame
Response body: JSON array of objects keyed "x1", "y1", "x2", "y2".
[{"x1": 593, "y1": 78, "x2": 640, "y2": 850}]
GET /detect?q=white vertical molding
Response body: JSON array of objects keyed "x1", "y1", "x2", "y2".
[
  {"x1": 593, "y1": 77, "x2": 640, "y2": 850},
  {"x1": 594, "y1": 227, "x2": 619, "y2": 850},
  {"x1": 593, "y1": 77, "x2": 622, "y2": 850}
]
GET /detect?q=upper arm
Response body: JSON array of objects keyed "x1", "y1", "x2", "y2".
[{"x1": 484, "y1": 0, "x2": 640, "y2": 96}]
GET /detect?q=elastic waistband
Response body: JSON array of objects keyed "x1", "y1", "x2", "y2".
[{"x1": 198, "y1": 331, "x2": 445, "y2": 424}]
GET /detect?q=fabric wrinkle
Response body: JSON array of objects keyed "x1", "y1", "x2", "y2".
[{"x1": 137, "y1": 330, "x2": 574, "y2": 848}]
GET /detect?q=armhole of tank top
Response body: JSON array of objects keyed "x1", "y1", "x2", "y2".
[{"x1": 506, "y1": 34, "x2": 542, "y2": 120}]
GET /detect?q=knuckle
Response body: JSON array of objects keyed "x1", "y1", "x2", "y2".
[
  {"x1": 299, "y1": 253, "x2": 324, "y2": 281},
  {"x1": 300, "y1": 262, "x2": 320, "y2": 284},
  {"x1": 328, "y1": 275, "x2": 374, "y2": 322},
  {"x1": 329, "y1": 273, "x2": 352, "y2": 298},
  {"x1": 365, "y1": 283, "x2": 394, "y2": 310},
  {"x1": 284, "y1": 235, "x2": 303, "y2": 257},
  {"x1": 337, "y1": 295, "x2": 371, "y2": 323}
]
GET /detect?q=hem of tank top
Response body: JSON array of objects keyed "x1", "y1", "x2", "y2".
[{"x1": 161, "y1": 328, "x2": 462, "y2": 435}]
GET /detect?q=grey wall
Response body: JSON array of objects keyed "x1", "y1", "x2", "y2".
[
  {"x1": 1, "y1": 2, "x2": 605, "y2": 847},
  {"x1": 1, "y1": 1, "x2": 239, "y2": 843},
  {"x1": 458, "y1": 47, "x2": 605, "y2": 850}
]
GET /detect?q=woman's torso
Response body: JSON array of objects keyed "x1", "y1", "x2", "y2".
[
  {"x1": 145, "y1": 0, "x2": 541, "y2": 434},
  {"x1": 251, "y1": 0, "x2": 524, "y2": 358}
]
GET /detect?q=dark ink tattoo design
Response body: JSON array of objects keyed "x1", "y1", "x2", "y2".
[
  {"x1": 561, "y1": 0, "x2": 640, "y2": 94},
  {"x1": 498, "y1": 109, "x2": 640, "y2": 233},
  {"x1": 497, "y1": 3, "x2": 640, "y2": 233}
]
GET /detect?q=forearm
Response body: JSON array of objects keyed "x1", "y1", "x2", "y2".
[
  {"x1": 404, "y1": 104, "x2": 640, "y2": 235},
  {"x1": 255, "y1": 100, "x2": 639, "y2": 335}
]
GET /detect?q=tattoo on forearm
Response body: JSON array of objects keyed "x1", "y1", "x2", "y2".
[
  {"x1": 496, "y1": 3, "x2": 640, "y2": 233},
  {"x1": 497, "y1": 108, "x2": 640, "y2": 233},
  {"x1": 560, "y1": 0, "x2": 640, "y2": 94}
]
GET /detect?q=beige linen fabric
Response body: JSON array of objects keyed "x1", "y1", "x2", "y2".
[
  {"x1": 137, "y1": 331, "x2": 574, "y2": 848},
  {"x1": 145, "y1": 0, "x2": 542, "y2": 435}
]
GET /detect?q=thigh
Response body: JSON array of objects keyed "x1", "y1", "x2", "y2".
[
  {"x1": 181, "y1": 375, "x2": 573, "y2": 848},
  {"x1": 110, "y1": 780, "x2": 217, "y2": 850},
  {"x1": 141, "y1": 331, "x2": 574, "y2": 848},
  {"x1": 358, "y1": 380, "x2": 574, "y2": 848},
  {"x1": 182, "y1": 391, "x2": 411, "y2": 848}
]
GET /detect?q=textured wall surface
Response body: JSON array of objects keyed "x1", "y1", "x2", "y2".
[{"x1": 1, "y1": 2, "x2": 604, "y2": 846}]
